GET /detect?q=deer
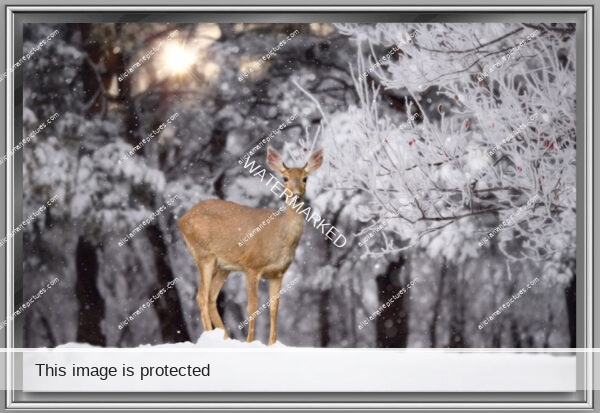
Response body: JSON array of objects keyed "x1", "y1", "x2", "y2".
[{"x1": 178, "y1": 146, "x2": 323, "y2": 345}]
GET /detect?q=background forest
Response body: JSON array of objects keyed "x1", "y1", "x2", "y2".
[{"x1": 21, "y1": 21, "x2": 576, "y2": 348}]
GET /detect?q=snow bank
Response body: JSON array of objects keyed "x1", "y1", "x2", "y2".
[{"x1": 58, "y1": 329, "x2": 286, "y2": 349}]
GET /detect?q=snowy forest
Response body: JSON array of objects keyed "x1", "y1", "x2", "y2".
[{"x1": 21, "y1": 21, "x2": 576, "y2": 348}]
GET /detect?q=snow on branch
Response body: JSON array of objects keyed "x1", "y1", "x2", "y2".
[{"x1": 328, "y1": 23, "x2": 575, "y2": 265}]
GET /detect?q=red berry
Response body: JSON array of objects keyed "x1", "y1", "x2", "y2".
[
  {"x1": 549, "y1": 143, "x2": 554, "y2": 150},
  {"x1": 517, "y1": 166, "x2": 522, "y2": 172},
  {"x1": 543, "y1": 140, "x2": 549, "y2": 147},
  {"x1": 464, "y1": 120, "x2": 470, "y2": 129}
]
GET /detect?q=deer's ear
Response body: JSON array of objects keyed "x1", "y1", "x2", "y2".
[
  {"x1": 267, "y1": 146, "x2": 286, "y2": 173},
  {"x1": 304, "y1": 148, "x2": 324, "y2": 174}
]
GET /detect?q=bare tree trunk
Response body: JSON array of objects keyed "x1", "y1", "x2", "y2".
[
  {"x1": 446, "y1": 262, "x2": 465, "y2": 348},
  {"x1": 75, "y1": 237, "x2": 105, "y2": 346},
  {"x1": 72, "y1": 26, "x2": 108, "y2": 347},
  {"x1": 318, "y1": 206, "x2": 344, "y2": 348},
  {"x1": 510, "y1": 316, "x2": 522, "y2": 348},
  {"x1": 564, "y1": 270, "x2": 576, "y2": 348},
  {"x1": 543, "y1": 307, "x2": 554, "y2": 348},
  {"x1": 213, "y1": 171, "x2": 228, "y2": 331},
  {"x1": 429, "y1": 258, "x2": 446, "y2": 347},
  {"x1": 348, "y1": 282, "x2": 358, "y2": 346},
  {"x1": 39, "y1": 312, "x2": 58, "y2": 347},
  {"x1": 230, "y1": 301, "x2": 246, "y2": 340},
  {"x1": 506, "y1": 277, "x2": 522, "y2": 347},
  {"x1": 491, "y1": 325, "x2": 502, "y2": 347},
  {"x1": 25, "y1": 308, "x2": 57, "y2": 348},
  {"x1": 376, "y1": 255, "x2": 409, "y2": 348},
  {"x1": 319, "y1": 290, "x2": 331, "y2": 347},
  {"x1": 146, "y1": 223, "x2": 191, "y2": 343}
]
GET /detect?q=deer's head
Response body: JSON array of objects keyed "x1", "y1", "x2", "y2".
[{"x1": 267, "y1": 146, "x2": 323, "y2": 199}]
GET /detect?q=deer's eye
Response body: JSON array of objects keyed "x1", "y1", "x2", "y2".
[
  {"x1": 283, "y1": 177, "x2": 289, "y2": 182},
  {"x1": 302, "y1": 177, "x2": 307, "y2": 183}
]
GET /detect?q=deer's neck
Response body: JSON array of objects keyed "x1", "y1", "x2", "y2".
[{"x1": 281, "y1": 201, "x2": 305, "y2": 244}]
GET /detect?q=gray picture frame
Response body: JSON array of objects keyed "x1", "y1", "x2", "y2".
[{"x1": 0, "y1": 1, "x2": 595, "y2": 411}]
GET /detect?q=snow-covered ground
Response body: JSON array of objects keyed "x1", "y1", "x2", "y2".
[
  {"x1": 21, "y1": 329, "x2": 576, "y2": 392},
  {"x1": 58, "y1": 328, "x2": 287, "y2": 349}
]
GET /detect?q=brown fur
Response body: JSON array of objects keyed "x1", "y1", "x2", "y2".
[{"x1": 179, "y1": 146, "x2": 323, "y2": 345}]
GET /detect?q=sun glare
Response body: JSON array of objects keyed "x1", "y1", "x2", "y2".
[{"x1": 162, "y1": 43, "x2": 196, "y2": 75}]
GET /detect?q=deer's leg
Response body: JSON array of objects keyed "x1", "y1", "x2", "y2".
[
  {"x1": 245, "y1": 271, "x2": 260, "y2": 342},
  {"x1": 208, "y1": 269, "x2": 230, "y2": 339},
  {"x1": 196, "y1": 259, "x2": 215, "y2": 332},
  {"x1": 268, "y1": 276, "x2": 284, "y2": 346}
]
